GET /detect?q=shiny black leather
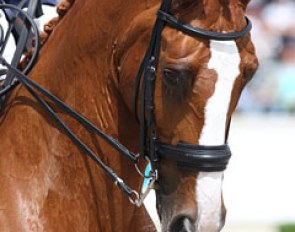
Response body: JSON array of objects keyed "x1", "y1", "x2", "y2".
[
  {"x1": 157, "y1": 143, "x2": 231, "y2": 171},
  {"x1": 157, "y1": 10, "x2": 252, "y2": 41}
]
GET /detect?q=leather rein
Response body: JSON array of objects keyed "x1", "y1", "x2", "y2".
[{"x1": 0, "y1": 0, "x2": 252, "y2": 206}]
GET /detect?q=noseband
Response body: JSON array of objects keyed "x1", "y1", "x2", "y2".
[{"x1": 0, "y1": 0, "x2": 251, "y2": 205}]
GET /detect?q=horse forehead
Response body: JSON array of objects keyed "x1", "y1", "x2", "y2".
[
  {"x1": 208, "y1": 40, "x2": 241, "y2": 73},
  {"x1": 162, "y1": 30, "x2": 210, "y2": 59},
  {"x1": 163, "y1": 36, "x2": 242, "y2": 70}
]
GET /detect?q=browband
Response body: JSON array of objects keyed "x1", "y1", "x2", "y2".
[
  {"x1": 156, "y1": 143, "x2": 232, "y2": 172},
  {"x1": 157, "y1": 10, "x2": 252, "y2": 41}
]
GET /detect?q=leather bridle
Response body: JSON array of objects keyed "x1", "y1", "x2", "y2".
[
  {"x1": 0, "y1": 0, "x2": 252, "y2": 206},
  {"x1": 132, "y1": 0, "x2": 251, "y2": 174}
]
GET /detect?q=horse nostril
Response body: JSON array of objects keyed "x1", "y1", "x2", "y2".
[{"x1": 169, "y1": 216, "x2": 195, "y2": 232}]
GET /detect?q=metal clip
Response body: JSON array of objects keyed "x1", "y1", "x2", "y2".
[
  {"x1": 128, "y1": 170, "x2": 158, "y2": 207},
  {"x1": 128, "y1": 190, "x2": 140, "y2": 205},
  {"x1": 135, "y1": 162, "x2": 157, "y2": 179},
  {"x1": 134, "y1": 156, "x2": 158, "y2": 179},
  {"x1": 134, "y1": 172, "x2": 157, "y2": 207}
]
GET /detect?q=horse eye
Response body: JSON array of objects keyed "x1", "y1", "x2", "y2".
[
  {"x1": 163, "y1": 68, "x2": 179, "y2": 85},
  {"x1": 162, "y1": 68, "x2": 194, "y2": 86},
  {"x1": 162, "y1": 67, "x2": 194, "y2": 101}
]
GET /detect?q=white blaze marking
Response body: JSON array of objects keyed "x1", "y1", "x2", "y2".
[{"x1": 196, "y1": 40, "x2": 240, "y2": 231}]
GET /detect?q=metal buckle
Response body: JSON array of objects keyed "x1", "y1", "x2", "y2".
[
  {"x1": 134, "y1": 155, "x2": 157, "y2": 179},
  {"x1": 128, "y1": 190, "x2": 140, "y2": 205},
  {"x1": 135, "y1": 163, "x2": 156, "y2": 179},
  {"x1": 129, "y1": 170, "x2": 158, "y2": 207}
]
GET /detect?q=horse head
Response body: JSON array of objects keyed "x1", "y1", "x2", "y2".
[
  {"x1": 0, "y1": 0, "x2": 258, "y2": 231},
  {"x1": 116, "y1": 0, "x2": 258, "y2": 231}
]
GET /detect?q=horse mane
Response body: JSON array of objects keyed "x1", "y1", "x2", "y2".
[{"x1": 19, "y1": 0, "x2": 76, "y2": 70}]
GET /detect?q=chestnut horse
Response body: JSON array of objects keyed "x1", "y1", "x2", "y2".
[{"x1": 0, "y1": 0, "x2": 258, "y2": 231}]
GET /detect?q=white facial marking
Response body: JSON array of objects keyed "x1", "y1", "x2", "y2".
[
  {"x1": 196, "y1": 40, "x2": 241, "y2": 232},
  {"x1": 196, "y1": 172, "x2": 224, "y2": 232},
  {"x1": 199, "y1": 40, "x2": 241, "y2": 146}
]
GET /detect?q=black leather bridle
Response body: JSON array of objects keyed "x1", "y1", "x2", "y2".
[
  {"x1": 0, "y1": 0, "x2": 252, "y2": 206},
  {"x1": 132, "y1": 0, "x2": 251, "y2": 174}
]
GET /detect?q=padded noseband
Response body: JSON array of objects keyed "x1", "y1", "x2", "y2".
[{"x1": 157, "y1": 143, "x2": 231, "y2": 171}]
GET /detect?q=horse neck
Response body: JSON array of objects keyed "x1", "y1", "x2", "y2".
[
  {"x1": 32, "y1": 0, "x2": 160, "y2": 97},
  {"x1": 25, "y1": 0, "x2": 160, "y2": 228}
]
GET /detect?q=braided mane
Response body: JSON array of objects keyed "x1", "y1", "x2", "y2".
[{"x1": 19, "y1": 0, "x2": 76, "y2": 69}]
